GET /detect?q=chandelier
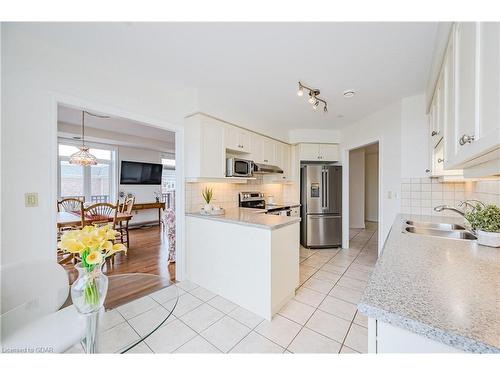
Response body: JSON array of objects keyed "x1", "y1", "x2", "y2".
[{"x1": 69, "y1": 111, "x2": 109, "y2": 166}]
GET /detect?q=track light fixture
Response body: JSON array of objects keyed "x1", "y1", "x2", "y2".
[{"x1": 297, "y1": 81, "x2": 328, "y2": 113}]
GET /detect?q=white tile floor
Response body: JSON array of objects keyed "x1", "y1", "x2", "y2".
[{"x1": 66, "y1": 223, "x2": 378, "y2": 354}]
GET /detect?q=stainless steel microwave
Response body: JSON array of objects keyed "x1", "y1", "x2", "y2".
[{"x1": 226, "y1": 158, "x2": 254, "y2": 177}]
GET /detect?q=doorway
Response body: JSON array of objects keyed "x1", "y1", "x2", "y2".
[
  {"x1": 348, "y1": 142, "x2": 379, "y2": 243},
  {"x1": 55, "y1": 103, "x2": 178, "y2": 282}
]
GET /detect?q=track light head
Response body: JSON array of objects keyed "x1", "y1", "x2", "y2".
[
  {"x1": 297, "y1": 87, "x2": 304, "y2": 97},
  {"x1": 323, "y1": 105, "x2": 328, "y2": 113},
  {"x1": 313, "y1": 101, "x2": 320, "y2": 110},
  {"x1": 308, "y1": 93, "x2": 316, "y2": 104}
]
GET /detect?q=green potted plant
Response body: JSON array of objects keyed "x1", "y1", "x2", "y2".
[
  {"x1": 201, "y1": 186, "x2": 214, "y2": 212},
  {"x1": 464, "y1": 204, "x2": 500, "y2": 247}
]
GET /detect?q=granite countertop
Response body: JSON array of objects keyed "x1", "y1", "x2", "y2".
[
  {"x1": 358, "y1": 214, "x2": 500, "y2": 353},
  {"x1": 186, "y1": 207, "x2": 301, "y2": 230}
]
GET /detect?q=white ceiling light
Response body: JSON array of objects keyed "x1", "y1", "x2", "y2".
[
  {"x1": 298, "y1": 81, "x2": 328, "y2": 113},
  {"x1": 343, "y1": 90, "x2": 356, "y2": 98}
]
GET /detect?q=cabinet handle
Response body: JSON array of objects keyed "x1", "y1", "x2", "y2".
[
  {"x1": 431, "y1": 130, "x2": 439, "y2": 136},
  {"x1": 459, "y1": 134, "x2": 475, "y2": 146},
  {"x1": 437, "y1": 158, "x2": 444, "y2": 163},
  {"x1": 425, "y1": 169, "x2": 431, "y2": 173}
]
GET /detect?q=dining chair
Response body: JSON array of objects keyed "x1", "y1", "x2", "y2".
[
  {"x1": 118, "y1": 196, "x2": 135, "y2": 249},
  {"x1": 81, "y1": 201, "x2": 118, "y2": 228},
  {"x1": 57, "y1": 198, "x2": 84, "y2": 265},
  {"x1": 57, "y1": 197, "x2": 85, "y2": 213},
  {"x1": 82, "y1": 201, "x2": 119, "y2": 268}
]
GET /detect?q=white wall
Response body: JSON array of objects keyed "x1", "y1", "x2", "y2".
[
  {"x1": 401, "y1": 94, "x2": 429, "y2": 178},
  {"x1": 288, "y1": 129, "x2": 341, "y2": 144},
  {"x1": 341, "y1": 100, "x2": 402, "y2": 249},
  {"x1": 349, "y1": 148, "x2": 365, "y2": 228},
  {"x1": 1, "y1": 24, "x2": 194, "y2": 266},
  {"x1": 365, "y1": 152, "x2": 379, "y2": 222},
  {"x1": 118, "y1": 147, "x2": 165, "y2": 225}
]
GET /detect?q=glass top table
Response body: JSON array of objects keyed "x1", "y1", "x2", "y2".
[{"x1": 1, "y1": 273, "x2": 178, "y2": 354}]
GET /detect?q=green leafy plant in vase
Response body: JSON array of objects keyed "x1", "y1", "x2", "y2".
[
  {"x1": 202, "y1": 186, "x2": 214, "y2": 213},
  {"x1": 464, "y1": 204, "x2": 500, "y2": 247}
]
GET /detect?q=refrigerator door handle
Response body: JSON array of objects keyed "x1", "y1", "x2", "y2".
[
  {"x1": 321, "y1": 170, "x2": 326, "y2": 209},
  {"x1": 324, "y1": 169, "x2": 329, "y2": 210}
]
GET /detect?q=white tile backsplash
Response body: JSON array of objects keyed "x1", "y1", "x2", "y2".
[
  {"x1": 400, "y1": 179, "x2": 500, "y2": 217},
  {"x1": 186, "y1": 177, "x2": 298, "y2": 213}
]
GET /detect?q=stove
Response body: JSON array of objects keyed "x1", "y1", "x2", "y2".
[{"x1": 239, "y1": 192, "x2": 293, "y2": 215}]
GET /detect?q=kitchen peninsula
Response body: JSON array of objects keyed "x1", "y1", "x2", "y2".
[{"x1": 185, "y1": 208, "x2": 301, "y2": 320}]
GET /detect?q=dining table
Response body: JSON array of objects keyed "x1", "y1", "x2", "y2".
[
  {"x1": 57, "y1": 211, "x2": 133, "y2": 229},
  {"x1": 1, "y1": 273, "x2": 178, "y2": 353}
]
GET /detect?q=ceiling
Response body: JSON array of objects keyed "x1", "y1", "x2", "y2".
[
  {"x1": 57, "y1": 105, "x2": 175, "y2": 142},
  {"x1": 34, "y1": 23, "x2": 438, "y2": 135}
]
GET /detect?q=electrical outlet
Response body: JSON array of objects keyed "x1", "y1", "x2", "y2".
[{"x1": 25, "y1": 192, "x2": 38, "y2": 207}]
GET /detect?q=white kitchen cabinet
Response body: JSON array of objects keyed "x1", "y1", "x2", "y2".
[
  {"x1": 443, "y1": 22, "x2": 500, "y2": 173},
  {"x1": 370, "y1": 319, "x2": 462, "y2": 353},
  {"x1": 429, "y1": 36, "x2": 463, "y2": 178},
  {"x1": 274, "y1": 142, "x2": 291, "y2": 181},
  {"x1": 185, "y1": 114, "x2": 226, "y2": 179},
  {"x1": 249, "y1": 133, "x2": 264, "y2": 163},
  {"x1": 262, "y1": 138, "x2": 275, "y2": 164},
  {"x1": 298, "y1": 143, "x2": 339, "y2": 162},
  {"x1": 224, "y1": 124, "x2": 251, "y2": 153}
]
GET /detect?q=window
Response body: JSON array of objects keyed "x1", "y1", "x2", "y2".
[
  {"x1": 161, "y1": 157, "x2": 176, "y2": 193},
  {"x1": 58, "y1": 141, "x2": 116, "y2": 203},
  {"x1": 161, "y1": 157, "x2": 176, "y2": 209}
]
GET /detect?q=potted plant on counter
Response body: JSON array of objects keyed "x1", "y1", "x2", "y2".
[
  {"x1": 202, "y1": 186, "x2": 214, "y2": 213},
  {"x1": 464, "y1": 204, "x2": 500, "y2": 247}
]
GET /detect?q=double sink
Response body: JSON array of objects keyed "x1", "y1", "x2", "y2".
[{"x1": 403, "y1": 220, "x2": 477, "y2": 240}]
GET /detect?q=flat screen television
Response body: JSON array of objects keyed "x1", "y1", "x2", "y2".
[{"x1": 120, "y1": 161, "x2": 163, "y2": 185}]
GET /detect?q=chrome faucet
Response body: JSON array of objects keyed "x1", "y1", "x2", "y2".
[
  {"x1": 433, "y1": 205, "x2": 466, "y2": 217},
  {"x1": 458, "y1": 200, "x2": 485, "y2": 210}
]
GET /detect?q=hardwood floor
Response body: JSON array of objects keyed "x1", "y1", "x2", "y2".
[{"x1": 63, "y1": 225, "x2": 176, "y2": 283}]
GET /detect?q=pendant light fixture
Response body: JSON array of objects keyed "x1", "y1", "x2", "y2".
[{"x1": 69, "y1": 111, "x2": 109, "y2": 166}]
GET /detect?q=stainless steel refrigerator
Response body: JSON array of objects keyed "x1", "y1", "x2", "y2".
[{"x1": 300, "y1": 164, "x2": 342, "y2": 248}]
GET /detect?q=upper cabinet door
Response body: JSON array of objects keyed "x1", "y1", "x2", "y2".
[
  {"x1": 299, "y1": 144, "x2": 320, "y2": 161},
  {"x1": 224, "y1": 125, "x2": 241, "y2": 152},
  {"x1": 200, "y1": 121, "x2": 226, "y2": 178},
  {"x1": 475, "y1": 22, "x2": 500, "y2": 154},
  {"x1": 224, "y1": 125, "x2": 251, "y2": 153},
  {"x1": 262, "y1": 138, "x2": 275, "y2": 164},
  {"x1": 446, "y1": 22, "x2": 500, "y2": 169},
  {"x1": 454, "y1": 22, "x2": 477, "y2": 154},
  {"x1": 319, "y1": 144, "x2": 339, "y2": 161},
  {"x1": 249, "y1": 133, "x2": 264, "y2": 163}
]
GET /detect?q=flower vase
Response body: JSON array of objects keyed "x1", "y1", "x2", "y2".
[
  {"x1": 71, "y1": 262, "x2": 109, "y2": 314},
  {"x1": 71, "y1": 262, "x2": 108, "y2": 353}
]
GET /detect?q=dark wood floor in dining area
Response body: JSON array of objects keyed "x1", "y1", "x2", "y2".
[{"x1": 63, "y1": 225, "x2": 176, "y2": 284}]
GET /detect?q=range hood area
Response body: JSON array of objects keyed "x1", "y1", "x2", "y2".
[{"x1": 253, "y1": 163, "x2": 284, "y2": 174}]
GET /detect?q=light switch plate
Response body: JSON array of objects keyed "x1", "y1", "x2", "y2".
[{"x1": 25, "y1": 192, "x2": 38, "y2": 207}]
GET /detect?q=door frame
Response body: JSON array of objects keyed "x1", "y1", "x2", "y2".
[
  {"x1": 49, "y1": 93, "x2": 186, "y2": 280},
  {"x1": 342, "y1": 138, "x2": 383, "y2": 254}
]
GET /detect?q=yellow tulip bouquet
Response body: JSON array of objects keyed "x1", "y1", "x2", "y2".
[{"x1": 58, "y1": 225, "x2": 127, "y2": 308}]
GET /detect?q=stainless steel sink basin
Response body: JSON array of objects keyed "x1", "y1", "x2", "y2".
[
  {"x1": 404, "y1": 226, "x2": 477, "y2": 240},
  {"x1": 405, "y1": 220, "x2": 466, "y2": 231}
]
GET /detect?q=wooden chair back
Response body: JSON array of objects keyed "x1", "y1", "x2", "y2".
[
  {"x1": 121, "y1": 196, "x2": 135, "y2": 214},
  {"x1": 57, "y1": 197, "x2": 84, "y2": 213},
  {"x1": 82, "y1": 201, "x2": 118, "y2": 228}
]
